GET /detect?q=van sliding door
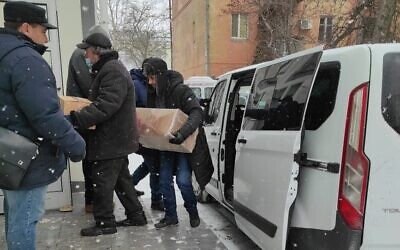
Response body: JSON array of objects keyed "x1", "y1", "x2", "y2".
[{"x1": 233, "y1": 47, "x2": 322, "y2": 250}]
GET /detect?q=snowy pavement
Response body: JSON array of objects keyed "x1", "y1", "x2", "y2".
[{"x1": 0, "y1": 154, "x2": 259, "y2": 249}]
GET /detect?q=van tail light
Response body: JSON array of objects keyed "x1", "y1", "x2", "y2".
[{"x1": 338, "y1": 83, "x2": 370, "y2": 230}]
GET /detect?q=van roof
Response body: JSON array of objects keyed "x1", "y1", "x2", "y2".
[
  {"x1": 217, "y1": 44, "x2": 400, "y2": 79},
  {"x1": 184, "y1": 76, "x2": 217, "y2": 87}
]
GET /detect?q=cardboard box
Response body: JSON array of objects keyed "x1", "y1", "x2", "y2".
[
  {"x1": 59, "y1": 96, "x2": 92, "y2": 115},
  {"x1": 59, "y1": 96, "x2": 95, "y2": 129},
  {"x1": 136, "y1": 108, "x2": 198, "y2": 153}
]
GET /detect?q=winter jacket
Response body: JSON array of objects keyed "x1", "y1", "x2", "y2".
[
  {"x1": 130, "y1": 68, "x2": 147, "y2": 108},
  {"x1": 66, "y1": 48, "x2": 92, "y2": 97},
  {"x1": 0, "y1": 28, "x2": 86, "y2": 190},
  {"x1": 72, "y1": 51, "x2": 139, "y2": 160},
  {"x1": 158, "y1": 70, "x2": 214, "y2": 189}
]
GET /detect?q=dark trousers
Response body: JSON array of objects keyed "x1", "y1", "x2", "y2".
[
  {"x1": 82, "y1": 158, "x2": 94, "y2": 205},
  {"x1": 92, "y1": 156, "x2": 143, "y2": 225},
  {"x1": 132, "y1": 152, "x2": 161, "y2": 202}
]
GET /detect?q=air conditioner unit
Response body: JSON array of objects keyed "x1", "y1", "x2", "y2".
[{"x1": 300, "y1": 19, "x2": 312, "y2": 30}]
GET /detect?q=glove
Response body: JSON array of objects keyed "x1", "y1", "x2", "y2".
[
  {"x1": 69, "y1": 111, "x2": 80, "y2": 129},
  {"x1": 169, "y1": 131, "x2": 185, "y2": 145}
]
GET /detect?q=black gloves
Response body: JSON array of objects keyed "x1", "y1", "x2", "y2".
[{"x1": 169, "y1": 131, "x2": 185, "y2": 145}]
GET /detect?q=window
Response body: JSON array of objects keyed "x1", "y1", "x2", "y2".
[
  {"x1": 190, "y1": 87, "x2": 201, "y2": 99},
  {"x1": 382, "y1": 53, "x2": 400, "y2": 134},
  {"x1": 232, "y1": 13, "x2": 248, "y2": 39},
  {"x1": 243, "y1": 52, "x2": 321, "y2": 131},
  {"x1": 304, "y1": 62, "x2": 340, "y2": 130},
  {"x1": 207, "y1": 80, "x2": 227, "y2": 124},
  {"x1": 318, "y1": 16, "x2": 333, "y2": 43},
  {"x1": 205, "y1": 87, "x2": 214, "y2": 99}
]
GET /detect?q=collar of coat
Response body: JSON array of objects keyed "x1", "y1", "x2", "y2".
[
  {"x1": 0, "y1": 28, "x2": 48, "y2": 55},
  {"x1": 91, "y1": 51, "x2": 119, "y2": 74}
]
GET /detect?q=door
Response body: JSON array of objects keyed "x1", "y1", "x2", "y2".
[
  {"x1": 203, "y1": 79, "x2": 229, "y2": 200},
  {"x1": 0, "y1": 0, "x2": 72, "y2": 211},
  {"x1": 233, "y1": 47, "x2": 323, "y2": 249}
]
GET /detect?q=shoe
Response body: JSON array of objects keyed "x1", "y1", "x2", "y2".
[
  {"x1": 154, "y1": 218, "x2": 179, "y2": 229},
  {"x1": 59, "y1": 205, "x2": 73, "y2": 212},
  {"x1": 116, "y1": 211, "x2": 147, "y2": 227},
  {"x1": 189, "y1": 211, "x2": 200, "y2": 228},
  {"x1": 135, "y1": 188, "x2": 145, "y2": 196},
  {"x1": 80, "y1": 225, "x2": 117, "y2": 237},
  {"x1": 85, "y1": 204, "x2": 93, "y2": 213},
  {"x1": 151, "y1": 200, "x2": 165, "y2": 211}
]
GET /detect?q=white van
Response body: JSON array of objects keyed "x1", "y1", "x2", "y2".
[
  {"x1": 184, "y1": 76, "x2": 217, "y2": 100},
  {"x1": 196, "y1": 44, "x2": 400, "y2": 250}
]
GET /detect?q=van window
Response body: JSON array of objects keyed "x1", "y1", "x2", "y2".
[
  {"x1": 205, "y1": 87, "x2": 214, "y2": 99},
  {"x1": 190, "y1": 87, "x2": 202, "y2": 99},
  {"x1": 304, "y1": 62, "x2": 340, "y2": 130},
  {"x1": 243, "y1": 53, "x2": 320, "y2": 130},
  {"x1": 382, "y1": 53, "x2": 400, "y2": 134},
  {"x1": 207, "y1": 80, "x2": 227, "y2": 124}
]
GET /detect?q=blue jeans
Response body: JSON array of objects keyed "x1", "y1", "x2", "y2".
[
  {"x1": 159, "y1": 152, "x2": 197, "y2": 220},
  {"x1": 3, "y1": 185, "x2": 48, "y2": 250}
]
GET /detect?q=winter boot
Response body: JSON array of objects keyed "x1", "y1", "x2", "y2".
[
  {"x1": 189, "y1": 211, "x2": 200, "y2": 228},
  {"x1": 116, "y1": 211, "x2": 147, "y2": 227},
  {"x1": 154, "y1": 217, "x2": 179, "y2": 229},
  {"x1": 80, "y1": 221, "x2": 117, "y2": 237}
]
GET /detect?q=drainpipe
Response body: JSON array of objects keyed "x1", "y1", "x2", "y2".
[
  {"x1": 205, "y1": 0, "x2": 210, "y2": 75},
  {"x1": 169, "y1": 0, "x2": 173, "y2": 69}
]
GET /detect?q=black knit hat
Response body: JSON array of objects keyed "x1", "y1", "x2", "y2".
[
  {"x1": 4, "y1": 1, "x2": 57, "y2": 29},
  {"x1": 76, "y1": 32, "x2": 112, "y2": 49},
  {"x1": 142, "y1": 58, "x2": 168, "y2": 77}
]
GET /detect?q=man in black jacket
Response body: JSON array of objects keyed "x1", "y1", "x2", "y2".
[
  {"x1": 142, "y1": 58, "x2": 213, "y2": 229},
  {"x1": 71, "y1": 32, "x2": 146, "y2": 236},
  {"x1": 0, "y1": 2, "x2": 86, "y2": 248}
]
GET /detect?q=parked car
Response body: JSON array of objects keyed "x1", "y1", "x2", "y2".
[
  {"x1": 195, "y1": 44, "x2": 400, "y2": 250},
  {"x1": 184, "y1": 76, "x2": 217, "y2": 100}
]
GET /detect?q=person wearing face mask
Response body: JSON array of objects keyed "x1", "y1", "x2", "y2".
[
  {"x1": 69, "y1": 32, "x2": 147, "y2": 236},
  {"x1": 0, "y1": 1, "x2": 86, "y2": 249},
  {"x1": 65, "y1": 25, "x2": 130, "y2": 214}
]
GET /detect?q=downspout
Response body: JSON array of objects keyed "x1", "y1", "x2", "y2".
[
  {"x1": 205, "y1": 0, "x2": 210, "y2": 75},
  {"x1": 169, "y1": 0, "x2": 173, "y2": 69}
]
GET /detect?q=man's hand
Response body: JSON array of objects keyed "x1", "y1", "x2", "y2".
[{"x1": 169, "y1": 131, "x2": 185, "y2": 145}]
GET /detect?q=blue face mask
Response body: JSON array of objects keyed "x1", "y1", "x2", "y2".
[{"x1": 85, "y1": 58, "x2": 93, "y2": 69}]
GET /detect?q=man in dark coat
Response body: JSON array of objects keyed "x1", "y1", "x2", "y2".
[
  {"x1": 70, "y1": 32, "x2": 147, "y2": 236},
  {"x1": 66, "y1": 25, "x2": 110, "y2": 213},
  {"x1": 142, "y1": 57, "x2": 214, "y2": 229},
  {"x1": 0, "y1": 2, "x2": 86, "y2": 249}
]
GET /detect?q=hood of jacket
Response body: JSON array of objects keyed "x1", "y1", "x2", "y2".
[
  {"x1": 0, "y1": 28, "x2": 47, "y2": 59},
  {"x1": 130, "y1": 68, "x2": 146, "y2": 82},
  {"x1": 159, "y1": 70, "x2": 184, "y2": 97}
]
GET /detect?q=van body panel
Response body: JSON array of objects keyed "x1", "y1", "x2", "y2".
[
  {"x1": 291, "y1": 46, "x2": 371, "y2": 230},
  {"x1": 361, "y1": 44, "x2": 400, "y2": 249},
  {"x1": 233, "y1": 47, "x2": 323, "y2": 250}
]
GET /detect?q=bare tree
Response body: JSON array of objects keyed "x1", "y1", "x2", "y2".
[
  {"x1": 226, "y1": 0, "x2": 400, "y2": 63},
  {"x1": 107, "y1": 0, "x2": 170, "y2": 68}
]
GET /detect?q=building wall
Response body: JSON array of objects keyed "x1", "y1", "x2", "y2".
[
  {"x1": 171, "y1": 0, "x2": 257, "y2": 79},
  {"x1": 208, "y1": 0, "x2": 257, "y2": 78}
]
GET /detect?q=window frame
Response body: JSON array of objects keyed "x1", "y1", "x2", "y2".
[
  {"x1": 318, "y1": 15, "x2": 333, "y2": 43},
  {"x1": 231, "y1": 13, "x2": 249, "y2": 39}
]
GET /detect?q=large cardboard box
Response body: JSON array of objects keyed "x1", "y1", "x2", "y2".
[
  {"x1": 59, "y1": 96, "x2": 92, "y2": 115},
  {"x1": 136, "y1": 108, "x2": 198, "y2": 153},
  {"x1": 59, "y1": 96, "x2": 95, "y2": 129}
]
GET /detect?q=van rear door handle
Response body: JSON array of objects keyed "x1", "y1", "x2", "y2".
[
  {"x1": 211, "y1": 131, "x2": 217, "y2": 136},
  {"x1": 238, "y1": 138, "x2": 247, "y2": 144}
]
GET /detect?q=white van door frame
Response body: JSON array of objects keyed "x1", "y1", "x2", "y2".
[
  {"x1": 233, "y1": 47, "x2": 323, "y2": 250},
  {"x1": 0, "y1": 0, "x2": 72, "y2": 211}
]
